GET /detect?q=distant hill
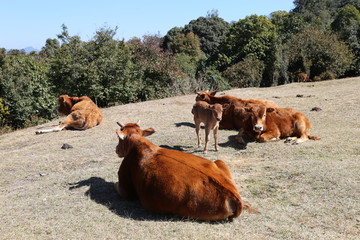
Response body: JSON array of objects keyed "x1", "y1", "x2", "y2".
[{"x1": 22, "y1": 46, "x2": 39, "y2": 53}]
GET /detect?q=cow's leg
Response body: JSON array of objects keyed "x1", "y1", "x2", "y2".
[
  {"x1": 35, "y1": 123, "x2": 67, "y2": 134},
  {"x1": 204, "y1": 126, "x2": 211, "y2": 153},
  {"x1": 259, "y1": 130, "x2": 280, "y2": 142},
  {"x1": 194, "y1": 119, "x2": 201, "y2": 147},
  {"x1": 285, "y1": 137, "x2": 297, "y2": 144},
  {"x1": 235, "y1": 128, "x2": 245, "y2": 144},
  {"x1": 213, "y1": 126, "x2": 219, "y2": 151},
  {"x1": 293, "y1": 119, "x2": 309, "y2": 144},
  {"x1": 62, "y1": 112, "x2": 86, "y2": 130},
  {"x1": 115, "y1": 165, "x2": 137, "y2": 200}
]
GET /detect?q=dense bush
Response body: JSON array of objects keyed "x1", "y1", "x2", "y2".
[{"x1": 0, "y1": 54, "x2": 56, "y2": 128}]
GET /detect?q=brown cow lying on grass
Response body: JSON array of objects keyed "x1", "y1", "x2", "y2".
[
  {"x1": 191, "y1": 101, "x2": 224, "y2": 153},
  {"x1": 297, "y1": 72, "x2": 311, "y2": 82},
  {"x1": 244, "y1": 105, "x2": 320, "y2": 144},
  {"x1": 115, "y1": 122, "x2": 249, "y2": 221},
  {"x1": 196, "y1": 90, "x2": 278, "y2": 130},
  {"x1": 35, "y1": 95, "x2": 103, "y2": 134}
]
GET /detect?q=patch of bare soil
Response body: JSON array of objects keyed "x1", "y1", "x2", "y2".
[{"x1": 0, "y1": 77, "x2": 359, "y2": 239}]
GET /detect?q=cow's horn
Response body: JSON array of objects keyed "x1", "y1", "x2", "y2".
[{"x1": 117, "y1": 122, "x2": 124, "y2": 127}]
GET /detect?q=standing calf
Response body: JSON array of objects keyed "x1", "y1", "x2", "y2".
[{"x1": 191, "y1": 101, "x2": 224, "y2": 153}]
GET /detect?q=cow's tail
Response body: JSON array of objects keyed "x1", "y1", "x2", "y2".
[
  {"x1": 308, "y1": 135, "x2": 321, "y2": 141},
  {"x1": 242, "y1": 200, "x2": 260, "y2": 214}
]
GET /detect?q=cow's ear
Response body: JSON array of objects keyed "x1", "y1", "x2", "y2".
[
  {"x1": 196, "y1": 93, "x2": 205, "y2": 101},
  {"x1": 245, "y1": 107, "x2": 252, "y2": 112},
  {"x1": 142, "y1": 128, "x2": 155, "y2": 137},
  {"x1": 222, "y1": 104, "x2": 229, "y2": 110},
  {"x1": 209, "y1": 90, "x2": 218, "y2": 96},
  {"x1": 116, "y1": 130, "x2": 126, "y2": 140},
  {"x1": 267, "y1": 108, "x2": 275, "y2": 113}
]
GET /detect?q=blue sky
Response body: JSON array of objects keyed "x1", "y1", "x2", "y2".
[{"x1": 1, "y1": 0, "x2": 295, "y2": 50}]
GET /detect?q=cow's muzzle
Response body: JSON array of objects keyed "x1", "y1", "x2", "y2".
[{"x1": 254, "y1": 125, "x2": 263, "y2": 132}]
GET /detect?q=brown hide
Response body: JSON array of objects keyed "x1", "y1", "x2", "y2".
[
  {"x1": 115, "y1": 123, "x2": 243, "y2": 221},
  {"x1": 196, "y1": 90, "x2": 278, "y2": 129},
  {"x1": 297, "y1": 73, "x2": 311, "y2": 82},
  {"x1": 191, "y1": 101, "x2": 223, "y2": 152},
  {"x1": 35, "y1": 95, "x2": 103, "y2": 134},
  {"x1": 245, "y1": 105, "x2": 320, "y2": 144}
]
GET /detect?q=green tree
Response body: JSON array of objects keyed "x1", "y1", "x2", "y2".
[
  {"x1": 270, "y1": 11, "x2": 307, "y2": 44},
  {"x1": 183, "y1": 14, "x2": 230, "y2": 56},
  {"x1": 127, "y1": 35, "x2": 188, "y2": 99},
  {"x1": 220, "y1": 15, "x2": 280, "y2": 86},
  {"x1": 286, "y1": 27, "x2": 355, "y2": 80},
  {"x1": 40, "y1": 38, "x2": 60, "y2": 58},
  {"x1": 223, "y1": 55, "x2": 265, "y2": 88},
  {"x1": 171, "y1": 32, "x2": 202, "y2": 57},
  {"x1": 331, "y1": 4, "x2": 360, "y2": 75},
  {"x1": 0, "y1": 54, "x2": 56, "y2": 128}
]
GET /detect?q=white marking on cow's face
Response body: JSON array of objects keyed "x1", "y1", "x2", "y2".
[{"x1": 253, "y1": 109, "x2": 266, "y2": 132}]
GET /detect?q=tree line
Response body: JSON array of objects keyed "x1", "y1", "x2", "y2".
[{"x1": 0, "y1": 0, "x2": 359, "y2": 132}]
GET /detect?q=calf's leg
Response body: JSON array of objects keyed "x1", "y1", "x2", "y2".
[{"x1": 213, "y1": 126, "x2": 219, "y2": 151}]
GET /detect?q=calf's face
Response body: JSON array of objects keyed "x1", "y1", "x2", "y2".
[{"x1": 210, "y1": 103, "x2": 223, "y2": 122}]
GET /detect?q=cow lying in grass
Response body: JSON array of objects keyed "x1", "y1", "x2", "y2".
[
  {"x1": 244, "y1": 105, "x2": 320, "y2": 144},
  {"x1": 196, "y1": 90, "x2": 278, "y2": 130},
  {"x1": 114, "y1": 122, "x2": 247, "y2": 221},
  {"x1": 35, "y1": 95, "x2": 103, "y2": 134},
  {"x1": 191, "y1": 101, "x2": 224, "y2": 153}
]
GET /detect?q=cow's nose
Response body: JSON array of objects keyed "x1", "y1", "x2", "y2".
[
  {"x1": 216, "y1": 117, "x2": 222, "y2": 121},
  {"x1": 254, "y1": 126, "x2": 263, "y2": 131}
]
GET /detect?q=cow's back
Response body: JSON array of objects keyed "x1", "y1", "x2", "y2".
[
  {"x1": 71, "y1": 100, "x2": 103, "y2": 128},
  {"x1": 134, "y1": 148, "x2": 242, "y2": 220},
  {"x1": 266, "y1": 108, "x2": 305, "y2": 137}
]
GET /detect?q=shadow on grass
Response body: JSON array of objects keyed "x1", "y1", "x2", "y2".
[
  {"x1": 218, "y1": 134, "x2": 255, "y2": 150},
  {"x1": 175, "y1": 122, "x2": 195, "y2": 128},
  {"x1": 159, "y1": 145, "x2": 193, "y2": 151},
  {"x1": 68, "y1": 177, "x2": 233, "y2": 224}
]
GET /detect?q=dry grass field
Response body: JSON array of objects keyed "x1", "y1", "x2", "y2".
[{"x1": 1, "y1": 77, "x2": 359, "y2": 240}]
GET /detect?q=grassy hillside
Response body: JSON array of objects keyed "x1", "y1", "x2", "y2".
[{"x1": 1, "y1": 77, "x2": 359, "y2": 239}]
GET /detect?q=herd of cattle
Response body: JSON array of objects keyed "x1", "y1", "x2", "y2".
[{"x1": 35, "y1": 92, "x2": 319, "y2": 221}]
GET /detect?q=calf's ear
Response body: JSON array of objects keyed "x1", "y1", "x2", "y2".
[{"x1": 142, "y1": 128, "x2": 155, "y2": 137}]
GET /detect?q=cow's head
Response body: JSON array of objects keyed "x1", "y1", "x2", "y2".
[
  {"x1": 210, "y1": 103, "x2": 224, "y2": 122},
  {"x1": 246, "y1": 105, "x2": 275, "y2": 133},
  {"x1": 115, "y1": 121, "x2": 155, "y2": 158},
  {"x1": 58, "y1": 95, "x2": 81, "y2": 115},
  {"x1": 196, "y1": 90, "x2": 218, "y2": 102}
]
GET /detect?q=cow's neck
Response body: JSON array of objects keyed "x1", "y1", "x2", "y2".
[{"x1": 125, "y1": 135, "x2": 159, "y2": 164}]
